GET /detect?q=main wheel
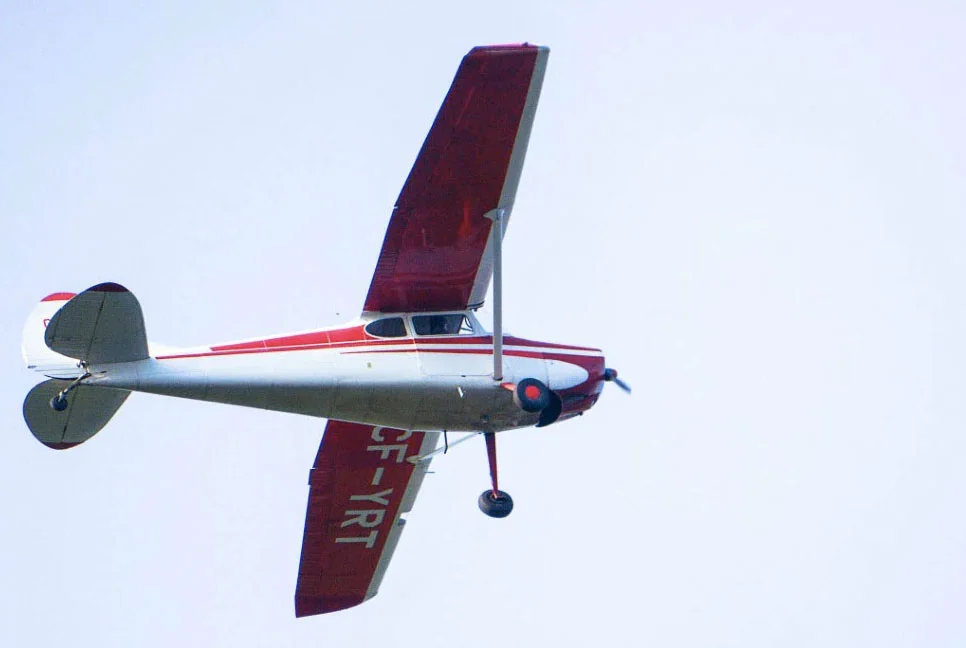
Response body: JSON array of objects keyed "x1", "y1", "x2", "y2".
[
  {"x1": 49, "y1": 395, "x2": 68, "y2": 412},
  {"x1": 513, "y1": 378, "x2": 551, "y2": 413},
  {"x1": 478, "y1": 489, "x2": 514, "y2": 518}
]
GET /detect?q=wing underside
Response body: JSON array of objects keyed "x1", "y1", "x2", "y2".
[
  {"x1": 363, "y1": 44, "x2": 549, "y2": 313},
  {"x1": 295, "y1": 420, "x2": 438, "y2": 616}
]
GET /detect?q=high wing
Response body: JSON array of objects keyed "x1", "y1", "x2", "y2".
[
  {"x1": 294, "y1": 421, "x2": 438, "y2": 616},
  {"x1": 363, "y1": 44, "x2": 549, "y2": 313}
]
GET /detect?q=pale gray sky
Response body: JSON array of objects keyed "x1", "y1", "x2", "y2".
[{"x1": 3, "y1": 1, "x2": 965, "y2": 646}]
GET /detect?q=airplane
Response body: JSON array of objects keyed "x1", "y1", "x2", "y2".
[{"x1": 20, "y1": 43, "x2": 629, "y2": 617}]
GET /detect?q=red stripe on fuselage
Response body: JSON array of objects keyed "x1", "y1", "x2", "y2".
[
  {"x1": 156, "y1": 338, "x2": 600, "y2": 362},
  {"x1": 209, "y1": 326, "x2": 369, "y2": 352}
]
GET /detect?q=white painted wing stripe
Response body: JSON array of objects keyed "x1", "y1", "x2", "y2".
[
  {"x1": 468, "y1": 46, "x2": 550, "y2": 308},
  {"x1": 364, "y1": 431, "x2": 439, "y2": 600}
]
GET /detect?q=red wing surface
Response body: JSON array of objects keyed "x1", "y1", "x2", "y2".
[
  {"x1": 294, "y1": 421, "x2": 438, "y2": 616},
  {"x1": 363, "y1": 44, "x2": 549, "y2": 313}
]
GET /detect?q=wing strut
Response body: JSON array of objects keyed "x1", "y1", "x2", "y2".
[
  {"x1": 487, "y1": 209, "x2": 506, "y2": 381},
  {"x1": 407, "y1": 431, "x2": 482, "y2": 464}
]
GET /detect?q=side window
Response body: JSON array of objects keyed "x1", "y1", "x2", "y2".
[
  {"x1": 412, "y1": 314, "x2": 473, "y2": 336},
  {"x1": 365, "y1": 317, "x2": 407, "y2": 338}
]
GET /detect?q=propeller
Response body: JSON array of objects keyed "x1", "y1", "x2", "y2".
[{"x1": 603, "y1": 368, "x2": 632, "y2": 394}]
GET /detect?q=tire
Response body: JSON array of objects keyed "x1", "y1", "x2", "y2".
[
  {"x1": 478, "y1": 489, "x2": 514, "y2": 518},
  {"x1": 49, "y1": 395, "x2": 68, "y2": 412}
]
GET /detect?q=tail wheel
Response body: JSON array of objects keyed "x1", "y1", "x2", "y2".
[{"x1": 513, "y1": 378, "x2": 551, "y2": 413}]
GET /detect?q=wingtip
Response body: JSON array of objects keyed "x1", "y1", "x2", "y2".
[
  {"x1": 467, "y1": 43, "x2": 548, "y2": 57},
  {"x1": 40, "y1": 441, "x2": 81, "y2": 450},
  {"x1": 88, "y1": 282, "x2": 129, "y2": 293},
  {"x1": 41, "y1": 292, "x2": 76, "y2": 302},
  {"x1": 294, "y1": 593, "x2": 365, "y2": 617}
]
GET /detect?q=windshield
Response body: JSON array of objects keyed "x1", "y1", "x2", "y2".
[{"x1": 411, "y1": 314, "x2": 474, "y2": 336}]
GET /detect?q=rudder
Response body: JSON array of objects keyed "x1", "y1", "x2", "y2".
[{"x1": 22, "y1": 292, "x2": 83, "y2": 379}]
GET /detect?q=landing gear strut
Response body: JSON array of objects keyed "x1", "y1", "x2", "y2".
[{"x1": 478, "y1": 431, "x2": 513, "y2": 518}]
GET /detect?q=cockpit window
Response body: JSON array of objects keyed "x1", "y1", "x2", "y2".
[
  {"x1": 365, "y1": 317, "x2": 408, "y2": 338},
  {"x1": 412, "y1": 314, "x2": 474, "y2": 336}
]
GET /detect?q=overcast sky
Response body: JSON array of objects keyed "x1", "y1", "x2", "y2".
[{"x1": 2, "y1": 1, "x2": 965, "y2": 646}]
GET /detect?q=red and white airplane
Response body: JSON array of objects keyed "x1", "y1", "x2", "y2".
[{"x1": 20, "y1": 44, "x2": 628, "y2": 616}]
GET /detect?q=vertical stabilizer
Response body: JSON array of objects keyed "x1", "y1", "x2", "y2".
[{"x1": 22, "y1": 293, "x2": 83, "y2": 379}]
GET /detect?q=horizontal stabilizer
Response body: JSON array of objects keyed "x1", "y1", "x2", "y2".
[
  {"x1": 45, "y1": 282, "x2": 148, "y2": 364},
  {"x1": 23, "y1": 380, "x2": 129, "y2": 450}
]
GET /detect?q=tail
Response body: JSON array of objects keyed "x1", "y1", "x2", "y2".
[{"x1": 22, "y1": 282, "x2": 148, "y2": 450}]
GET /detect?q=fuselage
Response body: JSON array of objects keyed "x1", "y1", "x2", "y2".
[{"x1": 87, "y1": 311, "x2": 605, "y2": 432}]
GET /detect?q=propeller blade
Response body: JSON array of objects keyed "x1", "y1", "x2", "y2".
[
  {"x1": 603, "y1": 368, "x2": 632, "y2": 394},
  {"x1": 613, "y1": 376, "x2": 632, "y2": 393}
]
